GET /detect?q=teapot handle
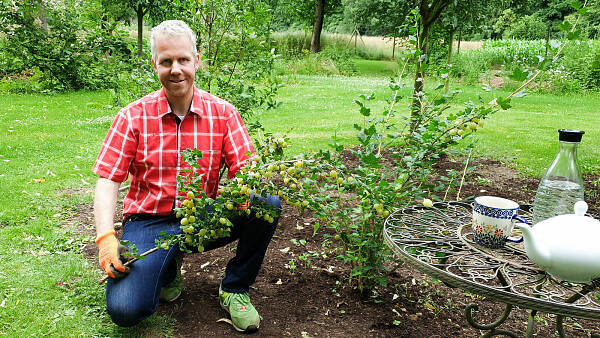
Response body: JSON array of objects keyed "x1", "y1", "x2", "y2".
[{"x1": 507, "y1": 215, "x2": 528, "y2": 243}]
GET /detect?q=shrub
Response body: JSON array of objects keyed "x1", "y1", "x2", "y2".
[
  {"x1": 557, "y1": 40, "x2": 600, "y2": 91},
  {"x1": 0, "y1": 1, "x2": 133, "y2": 92},
  {"x1": 504, "y1": 15, "x2": 548, "y2": 40}
]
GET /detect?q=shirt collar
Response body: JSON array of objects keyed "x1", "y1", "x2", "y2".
[{"x1": 157, "y1": 86, "x2": 204, "y2": 118}]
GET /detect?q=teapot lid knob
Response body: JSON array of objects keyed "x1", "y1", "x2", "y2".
[{"x1": 574, "y1": 200, "x2": 588, "y2": 216}]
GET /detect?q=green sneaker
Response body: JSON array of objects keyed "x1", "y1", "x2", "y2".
[
  {"x1": 219, "y1": 286, "x2": 261, "y2": 333},
  {"x1": 159, "y1": 252, "x2": 183, "y2": 302}
]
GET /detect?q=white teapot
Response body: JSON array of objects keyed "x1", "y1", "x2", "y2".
[{"x1": 516, "y1": 201, "x2": 600, "y2": 283}]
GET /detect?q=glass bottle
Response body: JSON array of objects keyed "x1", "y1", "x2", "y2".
[{"x1": 532, "y1": 129, "x2": 585, "y2": 225}]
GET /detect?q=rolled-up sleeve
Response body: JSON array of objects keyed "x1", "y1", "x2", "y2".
[{"x1": 92, "y1": 109, "x2": 137, "y2": 182}]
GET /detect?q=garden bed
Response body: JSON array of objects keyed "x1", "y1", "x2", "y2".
[{"x1": 79, "y1": 156, "x2": 600, "y2": 336}]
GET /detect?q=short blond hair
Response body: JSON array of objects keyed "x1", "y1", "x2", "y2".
[{"x1": 150, "y1": 20, "x2": 197, "y2": 61}]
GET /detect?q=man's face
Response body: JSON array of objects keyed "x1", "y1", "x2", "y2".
[{"x1": 152, "y1": 34, "x2": 199, "y2": 102}]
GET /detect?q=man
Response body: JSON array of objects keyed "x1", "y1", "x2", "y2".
[{"x1": 92, "y1": 20, "x2": 279, "y2": 333}]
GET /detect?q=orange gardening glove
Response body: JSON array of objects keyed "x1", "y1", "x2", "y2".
[
  {"x1": 96, "y1": 230, "x2": 130, "y2": 280},
  {"x1": 239, "y1": 201, "x2": 250, "y2": 210}
]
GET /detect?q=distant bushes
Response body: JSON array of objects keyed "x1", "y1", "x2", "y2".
[
  {"x1": 0, "y1": 1, "x2": 134, "y2": 93},
  {"x1": 448, "y1": 39, "x2": 600, "y2": 93}
]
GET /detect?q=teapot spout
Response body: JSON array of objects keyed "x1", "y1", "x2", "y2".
[{"x1": 516, "y1": 223, "x2": 551, "y2": 268}]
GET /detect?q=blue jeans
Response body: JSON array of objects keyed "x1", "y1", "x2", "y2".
[{"x1": 105, "y1": 195, "x2": 280, "y2": 327}]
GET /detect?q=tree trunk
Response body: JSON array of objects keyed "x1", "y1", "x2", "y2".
[
  {"x1": 137, "y1": 5, "x2": 144, "y2": 62},
  {"x1": 410, "y1": 0, "x2": 452, "y2": 119},
  {"x1": 410, "y1": 22, "x2": 430, "y2": 117},
  {"x1": 38, "y1": 3, "x2": 48, "y2": 33},
  {"x1": 444, "y1": 30, "x2": 454, "y2": 94},
  {"x1": 310, "y1": 0, "x2": 325, "y2": 53},
  {"x1": 457, "y1": 26, "x2": 462, "y2": 55},
  {"x1": 545, "y1": 24, "x2": 551, "y2": 57},
  {"x1": 137, "y1": 5, "x2": 145, "y2": 95}
]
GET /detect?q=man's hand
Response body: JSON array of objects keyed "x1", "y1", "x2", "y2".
[{"x1": 96, "y1": 230, "x2": 130, "y2": 279}]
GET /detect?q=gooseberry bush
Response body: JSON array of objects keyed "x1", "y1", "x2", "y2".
[{"x1": 150, "y1": 68, "x2": 501, "y2": 293}]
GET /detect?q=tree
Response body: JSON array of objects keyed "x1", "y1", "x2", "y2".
[
  {"x1": 580, "y1": 1, "x2": 600, "y2": 38},
  {"x1": 343, "y1": 0, "x2": 409, "y2": 36},
  {"x1": 531, "y1": 0, "x2": 578, "y2": 35},
  {"x1": 277, "y1": 0, "x2": 342, "y2": 52},
  {"x1": 343, "y1": 0, "x2": 410, "y2": 57},
  {"x1": 101, "y1": 0, "x2": 164, "y2": 62}
]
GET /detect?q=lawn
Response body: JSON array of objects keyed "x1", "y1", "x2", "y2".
[
  {"x1": 1, "y1": 68, "x2": 599, "y2": 335},
  {"x1": 263, "y1": 74, "x2": 600, "y2": 176}
]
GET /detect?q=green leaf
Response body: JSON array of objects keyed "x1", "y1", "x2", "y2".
[
  {"x1": 313, "y1": 222, "x2": 320, "y2": 236},
  {"x1": 578, "y1": 7, "x2": 589, "y2": 16},
  {"x1": 364, "y1": 125, "x2": 377, "y2": 137},
  {"x1": 360, "y1": 106, "x2": 371, "y2": 117},
  {"x1": 508, "y1": 67, "x2": 528, "y2": 82},
  {"x1": 433, "y1": 96, "x2": 448, "y2": 105},
  {"x1": 571, "y1": 0, "x2": 582, "y2": 10},
  {"x1": 557, "y1": 20, "x2": 573, "y2": 32},
  {"x1": 496, "y1": 97, "x2": 512, "y2": 110},
  {"x1": 567, "y1": 30, "x2": 581, "y2": 40},
  {"x1": 361, "y1": 153, "x2": 381, "y2": 168}
]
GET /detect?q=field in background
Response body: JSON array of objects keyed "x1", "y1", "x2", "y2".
[{"x1": 454, "y1": 40, "x2": 482, "y2": 50}]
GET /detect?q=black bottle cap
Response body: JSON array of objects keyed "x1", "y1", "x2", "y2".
[{"x1": 558, "y1": 129, "x2": 585, "y2": 142}]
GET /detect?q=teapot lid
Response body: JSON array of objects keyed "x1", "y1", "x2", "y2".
[{"x1": 537, "y1": 200, "x2": 598, "y2": 227}]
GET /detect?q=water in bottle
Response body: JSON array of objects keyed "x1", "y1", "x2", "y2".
[{"x1": 532, "y1": 129, "x2": 585, "y2": 225}]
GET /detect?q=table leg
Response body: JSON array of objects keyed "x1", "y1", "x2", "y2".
[
  {"x1": 465, "y1": 302, "x2": 519, "y2": 337},
  {"x1": 526, "y1": 310, "x2": 537, "y2": 338},
  {"x1": 556, "y1": 315, "x2": 566, "y2": 338}
]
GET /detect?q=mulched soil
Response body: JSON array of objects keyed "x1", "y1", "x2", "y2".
[{"x1": 74, "y1": 154, "x2": 600, "y2": 337}]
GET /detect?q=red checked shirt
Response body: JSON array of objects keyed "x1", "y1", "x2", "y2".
[{"x1": 93, "y1": 86, "x2": 254, "y2": 219}]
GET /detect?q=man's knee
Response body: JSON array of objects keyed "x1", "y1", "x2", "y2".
[
  {"x1": 106, "y1": 292, "x2": 154, "y2": 327},
  {"x1": 266, "y1": 194, "x2": 282, "y2": 210}
]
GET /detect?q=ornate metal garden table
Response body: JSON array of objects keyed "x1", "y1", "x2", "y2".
[{"x1": 383, "y1": 200, "x2": 600, "y2": 337}]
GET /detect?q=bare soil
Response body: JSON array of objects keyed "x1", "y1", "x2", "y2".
[{"x1": 75, "y1": 155, "x2": 600, "y2": 337}]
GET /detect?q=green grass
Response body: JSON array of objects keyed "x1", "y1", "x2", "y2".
[
  {"x1": 353, "y1": 59, "x2": 399, "y2": 77},
  {"x1": 264, "y1": 75, "x2": 600, "y2": 176},
  {"x1": 0, "y1": 92, "x2": 174, "y2": 336},
  {"x1": 1, "y1": 61, "x2": 600, "y2": 335},
  {"x1": 258, "y1": 74, "x2": 396, "y2": 153},
  {"x1": 460, "y1": 87, "x2": 600, "y2": 176}
]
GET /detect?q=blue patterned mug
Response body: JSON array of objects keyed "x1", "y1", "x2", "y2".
[{"x1": 472, "y1": 196, "x2": 527, "y2": 249}]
